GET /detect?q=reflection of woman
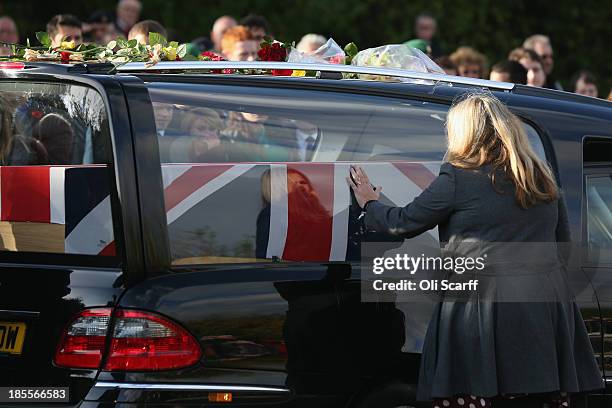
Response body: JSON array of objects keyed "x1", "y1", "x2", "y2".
[
  {"x1": 256, "y1": 168, "x2": 331, "y2": 260},
  {"x1": 348, "y1": 93, "x2": 603, "y2": 407}
]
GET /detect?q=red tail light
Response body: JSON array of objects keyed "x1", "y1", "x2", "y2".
[
  {"x1": 105, "y1": 309, "x2": 201, "y2": 371},
  {"x1": 54, "y1": 308, "x2": 111, "y2": 368},
  {"x1": 54, "y1": 308, "x2": 201, "y2": 371},
  {"x1": 0, "y1": 62, "x2": 25, "y2": 70}
]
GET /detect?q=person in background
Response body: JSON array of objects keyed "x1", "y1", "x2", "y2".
[
  {"x1": 413, "y1": 12, "x2": 442, "y2": 58},
  {"x1": 188, "y1": 36, "x2": 214, "y2": 56},
  {"x1": 570, "y1": 70, "x2": 598, "y2": 98},
  {"x1": 128, "y1": 20, "x2": 167, "y2": 44},
  {"x1": 47, "y1": 14, "x2": 83, "y2": 47},
  {"x1": 523, "y1": 34, "x2": 562, "y2": 90},
  {"x1": 449, "y1": 46, "x2": 488, "y2": 79},
  {"x1": 509, "y1": 47, "x2": 546, "y2": 88},
  {"x1": 296, "y1": 33, "x2": 326, "y2": 54},
  {"x1": 489, "y1": 60, "x2": 527, "y2": 84},
  {"x1": 115, "y1": 0, "x2": 141, "y2": 37},
  {"x1": 211, "y1": 15, "x2": 237, "y2": 53},
  {"x1": 434, "y1": 56, "x2": 457, "y2": 76},
  {"x1": 84, "y1": 10, "x2": 121, "y2": 45},
  {"x1": 240, "y1": 14, "x2": 271, "y2": 43},
  {"x1": 221, "y1": 26, "x2": 258, "y2": 61},
  {"x1": 0, "y1": 16, "x2": 19, "y2": 56}
]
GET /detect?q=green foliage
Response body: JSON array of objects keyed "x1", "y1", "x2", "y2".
[
  {"x1": 344, "y1": 42, "x2": 359, "y2": 64},
  {"x1": 148, "y1": 32, "x2": 168, "y2": 47},
  {"x1": 35, "y1": 31, "x2": 50, "y2": 47}
]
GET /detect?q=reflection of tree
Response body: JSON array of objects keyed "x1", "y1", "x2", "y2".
[
  {"x1": 233, "y1": 234, "x2": 255, "y2": 257},
  {"x1": 190, "y1": 314, "x2": 284, "y2": 342},
  {"x1": 60, "y1": 85, "x2": 106, "y2": 131},
  {"x1": 173, "y1": 228, "x2": 255, "y2": 259}
]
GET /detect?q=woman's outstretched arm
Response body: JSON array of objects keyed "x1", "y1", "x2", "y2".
[{"x1": 349, "y1": 163, "x2": 456, "y2": 239}]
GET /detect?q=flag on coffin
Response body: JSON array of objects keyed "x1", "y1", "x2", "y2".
[
  {"x1": 161, "y1": 162, "x2": 441, "y2": 263},
  {"x1": 0, "y1": 165, "x2": 114, "y2": 255}
]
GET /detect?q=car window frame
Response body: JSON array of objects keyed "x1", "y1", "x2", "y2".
[{"x1": 0, "y1": 74, "x2": 136, "y2": 272}]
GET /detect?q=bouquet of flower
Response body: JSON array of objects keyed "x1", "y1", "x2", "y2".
[
  {"x1": 351, "y1": 44, "x2": 444, "y2": 82},
  {"x1": 287, "y1": 38, "x2": 347, "y2": 65},
  {"x1": 257, "y1": 38, "x2": 293, "y2": 76},
  {"x1": 8, "y1": 31, "x2": 187, "y2": 67}
]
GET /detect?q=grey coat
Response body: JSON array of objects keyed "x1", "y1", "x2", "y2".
[{"x1": 364, "y1": 162, "x2": 604, "y2": 400}]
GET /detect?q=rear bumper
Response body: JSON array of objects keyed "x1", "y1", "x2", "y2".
[{"x1": 80, "y1": 381, "x2": 343, "y2": 407}]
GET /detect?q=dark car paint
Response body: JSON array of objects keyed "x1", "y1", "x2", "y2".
[{"x1": 0, "y1": 67, "x2": 611, "y2": 407}]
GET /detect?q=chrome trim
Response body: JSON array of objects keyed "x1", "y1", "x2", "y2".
[
  {"x1": 116, "y1": 61, "x2": 515, "y2": 90},
  {"x1": 94, "y1": 381, "x2": 290, "y2": 393}
]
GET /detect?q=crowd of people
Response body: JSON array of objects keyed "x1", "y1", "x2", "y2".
[{"x1": 0, "y1": 0, "x2": 609, "y2": 100}]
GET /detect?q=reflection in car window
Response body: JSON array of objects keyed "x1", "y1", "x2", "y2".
[
  {"x1": 146, "y1": 82, "x2": 548, "y2": 265},
  {"x1": 0, "y1": 81, "x2": 115, "y2": 257},
  {"x1": 586, "y1": 174, "x2": 612, "y2": 264}
]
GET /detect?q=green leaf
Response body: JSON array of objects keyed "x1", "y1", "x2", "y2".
[
  {"x1": 344, "y1": 42, "x2": 358, "y2": 57},
  {"x1": 177, "y1": 43, "x2": 187, "y2": 58},
  {"x1": 149, "y1": 32, "x2": 167, "y2": 46},
  {"x1": 169, "y1": 41, "x2": 179, "y2": 49},
  {"x1": 116, "y1": 38, "x2": 128, "y2": 48},
  {"x1": 107, "y1": 40, "x2": 117, "y2": 50},
  {"x1": 26, "y1": 38, "x2": 30, "y2": 47},
  {"x1": 36, "y1": 31, "x2": 51, "y2": 47},
  {"x1": 127, "y1": 39, "x2": 138, "y2": 48}
]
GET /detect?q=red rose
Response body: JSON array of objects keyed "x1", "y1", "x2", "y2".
[
  {"x1": 200, "y1": 51, "x2": 225, "y2": 61},
  {"x1": 272, "y1": 69, "x2": 292, "y2": 76},
  {"x1": 60, "y1": 51, "x2": 70, "y2": 63},
  {"x1": 257, "y1": 46, "x2": 271, "y2": 61}
]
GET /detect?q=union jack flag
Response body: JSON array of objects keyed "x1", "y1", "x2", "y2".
[
  {"x1": 162, "y1": 162, "x2": 440, "y2": 262},
  {"x1": 0, "y1": 165, "x2": 114, "y2": 255},
  {"x1": 0, "y1": 162, "x2": 440, "y2": 260}
]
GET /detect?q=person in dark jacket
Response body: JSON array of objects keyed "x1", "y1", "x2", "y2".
[{"x1": 347, "y1": 92, "x2": 603, "y2": 407}]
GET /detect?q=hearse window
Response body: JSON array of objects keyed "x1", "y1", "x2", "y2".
[
  {"x1": 146, "y1": 82, "x2": 547, "y2": 265},
  {"x1": 585, "y1": 175, "x2": 612, "y2": 264},
  {"x1": 0, "y1": 81, "x2": 116, "y2": 257}
]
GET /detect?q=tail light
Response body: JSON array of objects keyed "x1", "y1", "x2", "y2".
[
  {"x1": 0, "y1": 61, "x2": 25, "y2": 70},
  {"x1": 104, "y1": 309, "x2": 201, "y2": 370},
  {"x1": 54, "y1": 308, "x2": 111, "y2": 368},
  {"x1": 54, "y1": 308, "x2": 201, "y2": 371}
]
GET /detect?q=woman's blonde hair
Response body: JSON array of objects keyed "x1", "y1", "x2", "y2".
[{"x1": 445, "y1": 92, "x2": 558, "y2": 208}]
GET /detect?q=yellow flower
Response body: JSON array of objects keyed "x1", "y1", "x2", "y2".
[
  {"x1": 291, "y1": 70, "x2": 306, "y2": 77},
  {"x1": 163, "y1": 46, "x2": 177, "y2": 61},
  {"x1": 60, "y1": 41, "x2": 76, "y2": 50}
]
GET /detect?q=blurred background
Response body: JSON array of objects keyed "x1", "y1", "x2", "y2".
[{"x1": 1, "y1": 0, "x2": 610, "y2": 97}]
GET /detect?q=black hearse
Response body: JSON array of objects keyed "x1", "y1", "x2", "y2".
[{"x1": 0, "y1": 60, "x2": 610, "y2": 408}]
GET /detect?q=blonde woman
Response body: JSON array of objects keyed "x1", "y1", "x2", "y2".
[{"x1": 347, "y1": 93, "x2": 603, "y2": 407}]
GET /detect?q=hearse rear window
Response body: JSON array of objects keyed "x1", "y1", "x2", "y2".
[
  {"x1": 0, "y1": 81, "x2": 116, "y2": 257},
  {"x1": 146, "y1": 82, "x2": 547, "y2": 265}
]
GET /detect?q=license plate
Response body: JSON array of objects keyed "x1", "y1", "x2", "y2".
[{"x1": 0, "y1": 322, "x2": 26, "y2": 354}]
